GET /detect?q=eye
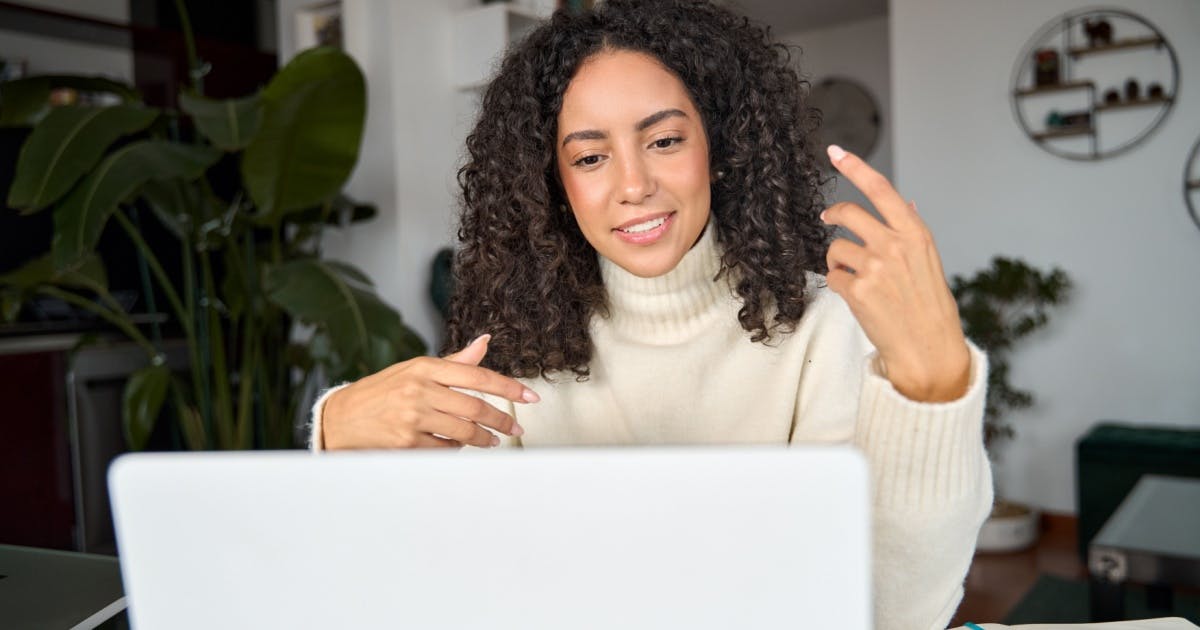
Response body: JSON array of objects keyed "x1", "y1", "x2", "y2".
[
  {"x1": 572, "y1": 154, "x2": 605, "y2": 167},
  {"x1": 651, "y1": 136, "x2": 684, "y2": 149}
]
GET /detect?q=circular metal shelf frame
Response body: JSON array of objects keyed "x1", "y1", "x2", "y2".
[
  {"x1": 1010, "y1": 8, "x2": 1179, "y2": 162},
  {"x1": 1186, "y1": 134, "x2": 1200, "y2": 233}
]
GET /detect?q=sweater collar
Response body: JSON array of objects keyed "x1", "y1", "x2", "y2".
[{"x1": 597, "y1": 222, "x2": 732, "y2": 343}]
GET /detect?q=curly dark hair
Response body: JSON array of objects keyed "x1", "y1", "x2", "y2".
[{"x1": 446, "y1": 0, "x2": 832, "y2": 379}]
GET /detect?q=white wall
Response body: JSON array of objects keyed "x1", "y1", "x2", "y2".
[
  {"x1": 0, "y1": 0, "x2": 132, "y2": 80},
  {"x1": 277, "y1": 0, "x2": 478, "y2": 352},
  {"x1": 780, "y1": 15, "x2": 892, "y2": 210},
  {"x1": 892, "y1": 0, "x2": 1200, "y2": 513}
]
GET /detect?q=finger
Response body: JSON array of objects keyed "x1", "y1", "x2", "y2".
[
  {"x1": 430, "y1": 358, "x2": 540, "y2": 404},
  {"x1": 826, "y1": 145, "x2": 918, "y2": 232},
  {"x1": 444, "y1": 333, "x2": 491, "y2": 365},
  {"x1": 826, "y1": 238, "x2": 871, "y2": 276},
  {"x1": 824, "y1": 267, "x2": 856, "y2": 300},
  {"x1": 422, "y1": 411, "x2": 499, "y2": 448},
  {"x1": 411, "y1": 434, "x2": 463, "y2": 449},
  {"x1": 429, "y1": 386, "x2": 521, "y2": 436},
  {"x1": 821, "y1": 202, "x2": 891, "y2": 246}
]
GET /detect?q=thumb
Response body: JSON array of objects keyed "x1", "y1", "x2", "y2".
[{"x1": 445, "y1": 333, "x2": 491, "y2": 366}]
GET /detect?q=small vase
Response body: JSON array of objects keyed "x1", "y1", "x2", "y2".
[{"x1": 976, "y1": 499, "x2": 1040, "y2": 553}]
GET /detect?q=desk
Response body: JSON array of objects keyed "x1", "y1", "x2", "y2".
[
  {"x1": 1088, "y1": 476, "x2": 1200, "y2": 621},
  {"x1": 0, "y1": 544, "x2": 125, "y2": 629}
]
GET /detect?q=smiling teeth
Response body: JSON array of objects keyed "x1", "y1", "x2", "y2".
[{"x1": 620, "y1": 217, "x2": 667, "y2": 233}]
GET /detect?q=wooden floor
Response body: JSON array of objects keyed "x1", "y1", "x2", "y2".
[{"x1": 950, "y1": 513, "x2": 1086, "y2": 626}]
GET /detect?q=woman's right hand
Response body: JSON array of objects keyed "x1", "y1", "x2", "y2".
[{"x1": 320, "y1": 334, "x2": 538, "y2": 450}]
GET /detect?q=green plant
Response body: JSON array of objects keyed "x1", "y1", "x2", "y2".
[
  {"x1": 0, "y1": 11, "x2": 423, "y2": 450},
  {"x1": 950, "y1": 257, "x2": 1072, "y2": 455}
]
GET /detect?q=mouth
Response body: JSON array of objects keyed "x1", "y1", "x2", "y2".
[
  {"x1": 614, "y1": 211, "x2": 674, "y2": 233},
  {"x1": 612, "y1": 211, "x2": 676, "y2": 245}
]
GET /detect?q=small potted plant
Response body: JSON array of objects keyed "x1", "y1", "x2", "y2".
[{"x1": 951, "y1": 257, "x2": 1071, "y2": 552}]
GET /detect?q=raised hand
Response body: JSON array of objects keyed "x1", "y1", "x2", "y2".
[
  {"x1": 821, "y1": 145, "x2": 971, "y2": 403},
  {"x1": 322, "y1": 334, "x2": 539, "y2": 449}
]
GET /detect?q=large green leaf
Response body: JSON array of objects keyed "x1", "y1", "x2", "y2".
[
  {"x1": 0, "y1": 252, "x2": 107, "y2": 290},
  {"x1": 0, "y1": 75, "x2": 141, "y2": 127},
  {"x1": 242, "y1": 47, "x2": 365, "y2": 221},
  {"x1": 179, "y1": 92, "x2": 262, "y2": 152},
  {"x1": 52, "y1": 140, "x2": 221, "y2": 269},
  {"x1": 139, "y1": 178, "x2": 190, "y2": 239},
  {"x1": 7, "y1": 105, "x2": 158, "y2": 211},
  {"x1": 0, "y1": 252, "x2": 107, "y2": 323},
  {"x1": 122, "y1": 364, "x2": 170, "y2": 451},
  {"x1": 264, "y1": 259, "x2": 424, "y2": 377}
]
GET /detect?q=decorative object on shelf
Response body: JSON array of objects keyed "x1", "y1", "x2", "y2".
[
  {"x1": 1044, "y1": 109, "x2": 1093, "y2": 131},
  {"x1": 1034, "y1": 48, "x2": 1060, "y2": 86},
  {"x1": 1186, "y1": 134, "x2": 1200, "y2": 233},
  {"x1": 0, "y1": 56, "x2": 26, "y2": 82},
  {"x1": 1010, "y1": 8, "x2": 1178, "y2": 161},
  {"x1": 950, "y1": 257, "x2": 1072, "y2": 552},
  {"x1": 1082, "y1": 17, "x2": 1113, "y2": 48},
  {"x1": 295, "y1": 1, "x2": 343, "y2": 51},
  {"x1": 560, "y1": 0, "x2": 596, "y2": 11},
  {"x1": 808, "y1": 77, "x2": 881, "y2": 163},
  {"x1": 1123, "y1": 77, "x2": 1140, "y2": 100}
]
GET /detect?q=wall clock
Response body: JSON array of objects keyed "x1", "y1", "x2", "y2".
[{"x1": 809, "y1": 77, "x2": 881, "y2": 160}]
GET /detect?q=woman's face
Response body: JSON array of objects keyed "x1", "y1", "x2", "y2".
[{"x1": 556, "y1": 49, "x2": 711, "y2": 278}]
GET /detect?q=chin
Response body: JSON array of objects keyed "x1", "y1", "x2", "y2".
[{"x1": 610, "y1": 247, "x2": 686, "y2": 278}]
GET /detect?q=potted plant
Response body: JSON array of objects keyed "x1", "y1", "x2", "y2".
[
  {"x1": 0, "y1": 8, "x2": 423, "y2": 450},
  {"x1": 951, "y1": 257, "x2": 1071, "y2": 552}
]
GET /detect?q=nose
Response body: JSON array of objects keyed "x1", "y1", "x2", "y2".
[{"x1": 616, "y1": 151, "x2": 655, "y2": 205}]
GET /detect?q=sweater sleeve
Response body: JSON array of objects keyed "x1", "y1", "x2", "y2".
[
  {"x1": 791, "y1": 290, "x2": 992, "y2": 630},
  {"x1": 306, "y1": 383, "x2": 350, "y2": 452},
  {"x1": 858, "y1": 341, "x2": 992, "y2": 630}
]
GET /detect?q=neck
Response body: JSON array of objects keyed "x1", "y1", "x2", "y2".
[{"x1": 597, "y1": 222, "x2": 730, "y2": 344}]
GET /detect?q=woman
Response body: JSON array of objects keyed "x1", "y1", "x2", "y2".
[{"x1": 312, "y1": 1, "x2": 991, "y2": 629}]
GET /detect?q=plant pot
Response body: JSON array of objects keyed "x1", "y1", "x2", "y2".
[{"x1": 976, "y1": 499, "x2": 1040, "y2": 553}]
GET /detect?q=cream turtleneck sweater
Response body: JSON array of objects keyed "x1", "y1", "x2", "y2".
[{"x1": 309, "y1": 225, "x2": 993, "y2": 630}]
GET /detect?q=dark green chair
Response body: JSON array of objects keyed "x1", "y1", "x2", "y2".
[{"x1": 1075, "y1": 422, "x2": 1200, "y2": 561}]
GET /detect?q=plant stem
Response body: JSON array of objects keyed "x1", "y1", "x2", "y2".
[
  {"x1": 171, "y1": 0, "x2": 203, "y2": 95},
  {"x1": 182, "y1": 234, "x2": 213, "y2": 448},
  {"x1": 125, "y1": 207, "x2": 164, "y2": 348},
  {"x1": 37, "y1": 287, "x2": 159, "y2": 359},
  {"x1": 235, "y1": 320, "x2": 256, "y2": 449},
  {"x1": 201, "y1": 250, "x2": 234, "y2": 448},
  {"x1": 112, "y1": 210, "x2": 191, "y2": 337}
]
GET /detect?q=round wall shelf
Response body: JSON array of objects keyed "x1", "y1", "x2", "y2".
[
  {"x1": 1186, "y1": 134, "x2": 1200, "y2": 233},
  {"x1": 1010, "y1": 8, "x2": 1178, "y2": 161}
]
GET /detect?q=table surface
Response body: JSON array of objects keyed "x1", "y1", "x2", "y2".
[
  {"x1": 1092, "y1": 475, "x2": 1200, "y2": 560},
  {"x1": 0, "y1": 544, "x2": 125, "y2": 630}
]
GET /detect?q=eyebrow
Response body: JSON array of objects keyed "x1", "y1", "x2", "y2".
[{"x1": 560, "y1": 108, "x2": 689, "y2": 148}]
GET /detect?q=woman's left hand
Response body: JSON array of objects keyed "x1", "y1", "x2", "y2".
[{"x1": 820, "y1": 145, "x2": 971, "y2": 403}]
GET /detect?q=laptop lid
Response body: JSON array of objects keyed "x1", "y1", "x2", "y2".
[{"x1": 109, "y1": 447, "x2": 871, "y2": 629}]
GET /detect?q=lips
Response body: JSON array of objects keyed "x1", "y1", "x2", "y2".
[
  {"x1": 613, "y1": 211, "x2": 674, "y2": 232},
  {"x1": 612, "y1": 211, "x2": 676, "y2": 245}
]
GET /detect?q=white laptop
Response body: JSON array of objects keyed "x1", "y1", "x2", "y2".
[{"x1": 109, "y1": 447, "x2": 871, "y2": 629}]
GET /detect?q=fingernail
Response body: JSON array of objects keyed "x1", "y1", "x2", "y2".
[
  {"x1": 908, "y1": 200, "x2": 918, "y2": 213},
  {"x1": 827, "y1": 144, "x2": 846, "y2": 163},
  {"x1": 820, "y1": 210, "x2": 828, "y2": 223},
  {"x1": 522, "y1": 388, "x2": 541, "y2": 403},
  {"x1": 490, "y1": 435, "x2": 500, "y2": 447},
  {"x1": 470, "y1": 333, "x2": 491, "y2": 346},
  {"x1": 511, "y1": 423, "x2": 525, "y2": 437}
]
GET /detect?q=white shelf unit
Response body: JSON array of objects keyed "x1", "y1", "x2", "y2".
[{"x1": 453, "y1": 2, "x2": 547, "y2": 90}]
